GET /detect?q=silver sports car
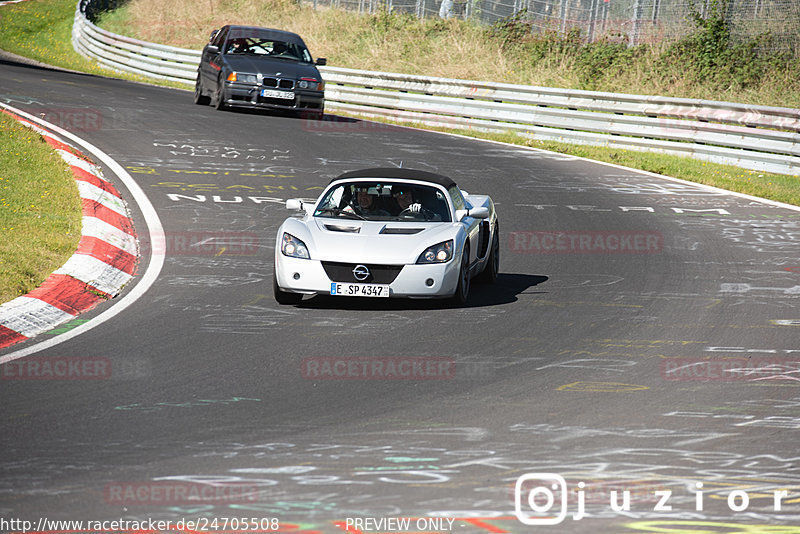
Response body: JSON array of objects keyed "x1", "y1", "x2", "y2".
[{"x1": 273, "y1": 168, "x2": 499, "y2": 305}]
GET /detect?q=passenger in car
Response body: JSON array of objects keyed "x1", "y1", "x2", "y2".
[{"x1": 348, "y1": 186, "x2": 389, "y2": 217}]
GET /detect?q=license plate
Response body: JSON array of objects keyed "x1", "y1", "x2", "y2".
[
  {"x1": 330, "y1": 283, "x2": 390, "y2": 298},
  {"x1": 261, "y1": 89, "x2": 294, "y2": 100}
]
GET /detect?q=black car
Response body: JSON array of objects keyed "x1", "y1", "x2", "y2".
[{"x1": 194, "y1": 25, "x2": 326, "y2": 116}]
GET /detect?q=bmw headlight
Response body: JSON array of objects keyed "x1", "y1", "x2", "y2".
[
  {"x1": 281, "y1": 233, "x2": 310, "y2": 259},
  {"x1": 299, "y1": 78, "x2": 324, "y2": 91},
  {"x1": 416, "y1": 240, "x2": 453, "y2": 264},
  {"x1": 227, "y1": 72, "x2": 258, "y2": 84}
]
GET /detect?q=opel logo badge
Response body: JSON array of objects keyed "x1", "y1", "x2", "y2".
[{"x1": 352, "y1": 265, "x2": 370, "y2": 281}]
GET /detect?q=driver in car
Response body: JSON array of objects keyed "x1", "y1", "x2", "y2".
[
  {"x1": 392, "y1": 186, "x2": 434, "y2": 219},
  {"x1": 227, "y1": 39, "x2": 248, "y2": 53}
]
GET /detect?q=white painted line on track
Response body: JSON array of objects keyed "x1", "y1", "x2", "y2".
[{"x1": 0, "y1": 103, "x2": 165, "y2": 363}]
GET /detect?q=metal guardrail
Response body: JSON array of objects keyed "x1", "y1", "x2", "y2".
[{"x1": 72, "y1": 0, "x2": 800, "y2": 176}]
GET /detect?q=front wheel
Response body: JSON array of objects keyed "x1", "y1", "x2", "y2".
[
  {"x1": 213, "y1": 78, "x2": 227, "y2": 110},
  {"x1": 273, "y1": 272, "x2": 302, "y2": 305},
  {"x1": 476, "y1": 224, "x2": 499, "y2": 284},
  {"x1": 194, "y1": 75, "x2": 210, "y2": 105},
  {"x1": 451, "y1": 246, "x2": 471, "y2": 306}
]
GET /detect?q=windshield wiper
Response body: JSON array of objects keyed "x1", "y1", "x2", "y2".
[{"x1": 315, "y1": 207, "x2": 366, "y2": 220}]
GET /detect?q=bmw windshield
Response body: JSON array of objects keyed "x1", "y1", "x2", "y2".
[{"x1": 224, "y1": 37, "x2": 313, "y2": 63}]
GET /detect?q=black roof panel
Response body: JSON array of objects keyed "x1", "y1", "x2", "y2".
[{"x1": 333, "y1": 168, "x2": 456, "y2": 189}]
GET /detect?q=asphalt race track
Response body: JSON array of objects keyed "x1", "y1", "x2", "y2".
[{"x1": 1, "y1": 57, "x2": 799, "y2": 533}]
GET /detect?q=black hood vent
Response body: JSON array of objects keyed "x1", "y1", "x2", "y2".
[
  {"x1": 324, "y1": 224, "x2": 361, "y2": 233},
  {"x1": 380, "y1": 227, "x2": 424, "y2": 235}
]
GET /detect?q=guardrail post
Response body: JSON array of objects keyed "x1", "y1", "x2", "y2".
[
  {"x1": 629, "y1": 0, "x2": 644, "y2": 47},
  {"x1": 652, "y1": 0, "x2": 661, "y2": 24}
]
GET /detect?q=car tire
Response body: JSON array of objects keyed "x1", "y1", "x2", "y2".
[
  {"x1": 213, "y1": 77, "x2": 226, "y2": 110},
  {"x1": 476, "y1": 223, "x2": 499, "y2": 284},
  {"x1": 273, "y1": 272, "x2": 302, "y2": 305},
  {"x1": 451, "y1": 245, "x2": 470, "y2": 306},
  {"x1": 194, "y1": 75, "x2": 210, "y2": 105}
]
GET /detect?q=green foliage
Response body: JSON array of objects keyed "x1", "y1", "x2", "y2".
[
  {"x1": 370, "y1": 8, "x2": 418, "y2": 33},
  {"x1": 489, "y1": 8, "x2": 531, "y2": 47},
  {"x1": 658, "y1": 0, "x2": 792, "y2": 90},
  {"x1": 574, "y1": 38, "x2": 637, "y2": 89},
  {"x1": 483, "y1": 0, "x2": 798, "y2": 96}
]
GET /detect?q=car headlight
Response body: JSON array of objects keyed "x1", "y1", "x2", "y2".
[
  {"x1": 299, "y1": 78, "x2": 324, "y2": 91},
  {"x1": 281, "y1": 233, "x2": 310, "y2": 259},
  {"x1": 416, "y1": 240, "x2": 453, "y2": 264},
  {"x1": 227, "y1": 72, "x2": 258, "y2": 84}
]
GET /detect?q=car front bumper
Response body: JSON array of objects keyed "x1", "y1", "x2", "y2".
[
  {"x1": 275, "y1": 255, "x2": 461, "y2": 298},
  {"x1": 223, "y1": 82, "x2": 324, "y2": 112}
]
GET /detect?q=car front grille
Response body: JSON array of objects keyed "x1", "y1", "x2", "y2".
[
  {"x1": 262, "y1": 77, "x2": 295, "y2": 90},
  {"x1": 322, "y1": 262, "x2": 403, "y2": 284}
]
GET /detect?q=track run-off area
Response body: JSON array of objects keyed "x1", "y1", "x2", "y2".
[{"x1": 1, "y1": 56, "x2": 800, "y2": 533}]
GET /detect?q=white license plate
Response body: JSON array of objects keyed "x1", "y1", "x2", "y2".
[
  {"x1": 261, "y1": 89, "x2": 294, "y2": 100},
  {"x1": 330, "y1": 283, "x2": 390, "y2": 298}
]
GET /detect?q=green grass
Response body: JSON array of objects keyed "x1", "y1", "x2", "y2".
[
  {"x1": 0, "y1": 0, "x2": 169, "y2": 85},
  {"x1": 0, "y1": 113, "x2": 82, "y2": 304}
]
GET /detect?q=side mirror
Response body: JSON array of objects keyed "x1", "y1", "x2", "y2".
[
  {"x1": 455, "y1": 207, "x2": 489, "y2": 221},
  {"x1": 316, "y1": 57, "x2": 327, "y2": 66},
  {"x1": 286, "y1": 199, "x2": 305, "y2": 211},
  {"x1": 469, "y1": 206, "x2": 490, "y2": 219},
  {"x1": 206, "y1": 45, "x2": 219, "y2": 55}
]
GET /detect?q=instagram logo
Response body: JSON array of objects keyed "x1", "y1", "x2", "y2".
[{"x1": 515, "y1": 473, "x2": 584, "y2": 525}]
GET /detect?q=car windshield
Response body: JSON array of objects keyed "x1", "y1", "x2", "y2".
[
  {"x1": 314, "y1": 182, "x2": 451, "y2": 222},
  {"x1": 224, "y1": 37, "x2": 312, "y2": 62}
]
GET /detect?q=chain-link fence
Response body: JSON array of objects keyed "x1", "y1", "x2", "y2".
[{"x1": 303, "y1": 0, "x2": 800, "y2": 52}]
